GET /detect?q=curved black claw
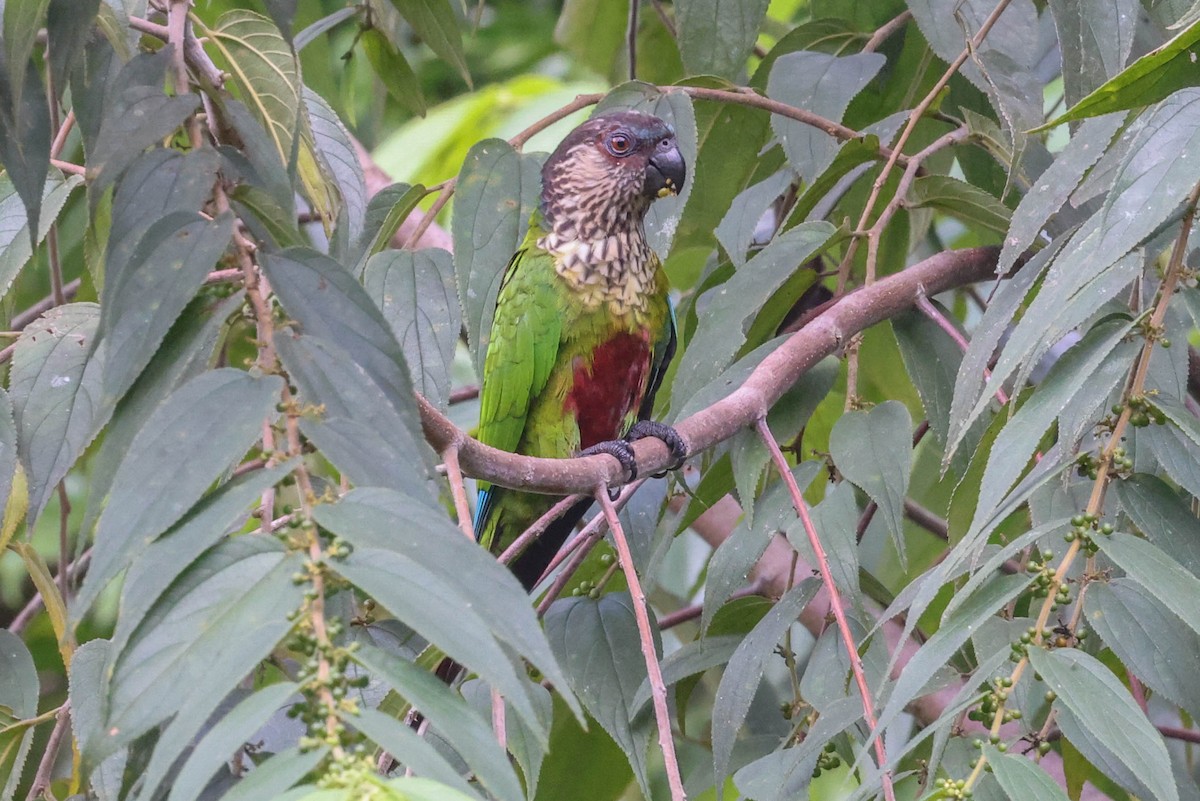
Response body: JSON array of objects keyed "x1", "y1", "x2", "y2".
[
  {"x1": 580, "y1": 438, "x2": 638, "y2": 497},
  {"x1": 626, "y1": 420, "x2": 688, "y2": 478}
]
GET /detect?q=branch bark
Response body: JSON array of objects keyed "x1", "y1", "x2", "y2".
[{"x1": 418, "y1": 246, "x2": 1001, "y2": 493}]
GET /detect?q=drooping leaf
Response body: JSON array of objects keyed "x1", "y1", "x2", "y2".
[
  {"x1": 364, "y1": 249, "x2": 460, "y2": 408},
  {"x1": 216, "y1": 746, "x2": 327, "y2": 801},
  {"x1": 1041, "y1": 16, "x2": 1200, "y2": 128},
  {"x1": 46, "y1": 0, "x2": 102, "y2": 99},
  {"x1": 315, "y1": 488, "x2": 574, "y2": 714},
  {"x1": 167, "y1": 683, "x2": 300, "y2": 801},
  {"x1": 829, "y1": 400, "x2": 912, "y2": 566},
  {"x1": 89, "y1": 86, "x2": 200, "y2": 196},
  {"x1": 714, "y1": 170, "x2": 792, "y2": 267},
  {"x1": 0, "y1": 6, "x2": 51, "y2": 250},
  {"x1": 348, "y1": 708, "x2": 483, "y2": 799},
  {"x1": 9, "y1": 303, "x2": 104, "y2": 527},
  {"x1": 987, "y1": 747, "x2": 1072, "y2": 801},
  {"x1": 544, "y1": 593, "x2": 656, "y2": 795},
  {"x1": 1048, "y1": 0, "x2": 1136, "y2": 107},
  {"x1": 461, "y1": 678, "x2": 552, "y2": 801},
  {"x1": 1085, "y1": 579, "x2": 1200, "y2": 720},
  {"x1": 360, "y1": 28, "x2": 426, "y2": 116},
  {"x1": 1028, "y1": 647, "x2": 1179, "y2": 801},
  {"x1": 712, "y1": 580, "x2": 819, "y2": 789},
  {"x1": 68, "y1": 638, "x2": 110, "y2": 765},
  {"x1": 388, "y1": 0, "x2": 471, "y2": 85},
  {"x1": 74, "y1": 369, "x2": 284, "y2": 620},
  {"x1": 354, "y1": 645, "x2": 523, "y2": 801},
  {"x1": 767, "y1": 51, "x2": 885, "y2": 181},
  {"x1": 0, "y1": 629, "x2": 37, "y2": 719},
  {"x1": 452, "y1": 139, "x2": 543, "y2": 375},
  {"x1": 0, "y1": 170, "x2": 83, "y2": 303},
  {"x1": 350, "y1": 182, "x2": 428, "y2": 273},
  {"x1": 101, "y1": 537, "x2": 305, "y2": 759},
  {"x1": 305, "y1": 87, "x2": 367, "y2": 259},
  {"x1": 675, "y1": 0, "x2": 770, "y2": 80},
  {"x1": 996, "y1": 113, "x2": 1123, "y2": 277},
  {"x1": 1114, "y1": 473, "x2": 1200, "y2": 577},
  {"x1": 206, "y1": 9, "x2": 335, "y2": 227},
  {"x1": 907, "y1": 175, "x2": 1011, "y2": 234},
  {"x1": 100, "y1": 212, "x2": 234, "y2": 399},
  {"x1": 630, "y1": 635, "x2": 743, "y2": 714},
  {"x1": 672, "y1": 222, "x2": 834, "y2": 407},
  {"x1": 1097, "y1": 531, "x2": 1200, "y2": 643}
]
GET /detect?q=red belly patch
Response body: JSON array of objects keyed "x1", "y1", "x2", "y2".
[{"x1": 566, "y1": 332, "x2": 651, "y2": 449}]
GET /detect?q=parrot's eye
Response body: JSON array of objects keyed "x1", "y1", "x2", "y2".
[
  {"x1": 658, "y1": 138, "x2": 673, "y2": 150},
  {"x1": 606, "y1": 132, "x2": 633, "y2": 156}
]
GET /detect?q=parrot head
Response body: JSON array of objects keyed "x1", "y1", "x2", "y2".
[{"x1": 540, "y1": 110, "x2": 686, "y2": 239}]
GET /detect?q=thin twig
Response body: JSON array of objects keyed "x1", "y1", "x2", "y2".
[
  {"x1": 56, "y1": 483, "x2": 71, "y2": 616},
  {"x1": 626, "y1": 0, "x2": 639, "y2": 80},
  {"x1": 449, "y1": 385, "x2": 479, "y2": 404},
  {"x1": 658, "y1": 580, "x2": 764, "y2": 630},
  {"x1": 756, "y1": 417, "x2": 896, "y2": 801},
  {"x1": 498, "y1": 494, "x2": 583, "y2": 565},
  {"x1": 49, "y1": 158, "x2": 85, "y2": 176},
  {"x1": 23, "y1": 702, "x2": 71, "y2": 801},
  {"x1": 442, "y1": 446, "x2": 475, "y2": 540},
  {"x1": 596, "y1": 487, "x2": 687, "y2": 801},
  {"x1": 861, "y1": 10, "x2": 913, "y2": 53},
  {"x1": 491, "y1": 687, "x2": 507, "y2": 752},
  {"x1": 1160, "y1": 725, "x2": 1200, "y2": 745},
  {"x1": 916, "y1": 288, "x2": 1008, "y2": 405},
  {"x1": 11, "y1": 279, "x2": 81, "y2": 330},
  {"x1": 49, "y1": 110, "x2": 75, "y2": 159}
]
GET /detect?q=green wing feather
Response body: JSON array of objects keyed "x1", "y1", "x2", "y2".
[{"x1": 473, "y1": 244, "x2": 562, "y2": 546}]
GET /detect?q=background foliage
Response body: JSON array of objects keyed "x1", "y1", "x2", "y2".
[{"x1": 3, "y1": 0, "x2": 1200, "y2": 800}]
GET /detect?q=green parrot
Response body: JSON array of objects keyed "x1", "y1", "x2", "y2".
[{"x1": 473, "y1": 110, "x2": 688, "y2": 589}]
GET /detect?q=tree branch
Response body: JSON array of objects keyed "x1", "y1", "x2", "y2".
[{"x1": 418, "y1": 247, "x2": 1001, "y2": 493}]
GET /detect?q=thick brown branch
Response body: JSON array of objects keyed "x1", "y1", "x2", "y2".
[{"x1": 418, "y1": 247, "x2": 1000, "y2": 493}]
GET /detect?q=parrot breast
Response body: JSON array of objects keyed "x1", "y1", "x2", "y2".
[{"x1": 566, "y1": 332, "x2": 651, "y2": 449}]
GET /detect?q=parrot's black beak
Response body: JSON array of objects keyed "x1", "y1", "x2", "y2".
[{"x1": 644, "y1": 143, "x2": 686, "y2": 199}]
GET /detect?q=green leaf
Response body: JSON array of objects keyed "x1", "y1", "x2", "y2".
[
  {"x1": 364, "y1": 249, "x2": 460, "y2": 408},
  {"x1": 974, "y1": 320, "x2": 1137, "y2": 527},
  {"x1": 262, "y1": 0, "x2": 297, "y2": 43},
  {"x1": 767, "y1": 51, "x2": 885, "y2": 181},
  {"x1": 553, "y1": 0, "x2": 629, "y2": 78},
  {"x1": 388, "y1": 0, "x2": 470, "y2": 86},
  {"x1": 714, "y1": 171, "x2": 792, "y2": 267},
  {"x1": 9, "y1": 303, "x2": 104, "y2": 526},
  {"x1": 461, "y1": 678, "x2": 552, "y2": 800},
  {"x1": 100, "y1": 211, "x2": 235, "y2": 398},
  {"x1": 701, "y1": 461, "x2": 822, "y2": 630},
  {"x1": 0, "y1": 630, "x2": 37, "y2": 719},
  {"x1": 996, "y1": 113, "x2": 1123, "y2": 277},
  {"x1": 354, "y1": 645, "x2": 523, "y2": 801},
  {"x1": 712, "y1": 579, "x2": 819, "y2": 788},
  {"x1": 168, "y1": 683, "x2": 300, "y2": 801},
  {"x1": 348, "y1": 708, "x2": 482, "y2": 799},
  {"x1": 829, "y1": 401, "x2": 912, "y2": 567},
  {"x1": 675, "y1": 0, "x2": 769, "y2": 80},
  {"x1": 0, "y1": 27, "x2": 51, "y2": 255},
  {"x1": 1048, "y1": 0, "x2": 1136, "y2": 107},
  {"x1": 119, "y1": 466, "x2": 297, "y2": 801},
  {"x1": 987, "y1": 747, "x2": 1071, "y2": 801},
  {"x1": 102, "y1": 537, "x2": 305, "y2": 758},
  {"x1": 350, "y1": 182, "x2": 428, "y2": 273},
  {"x1": 74, "y1": 369, "x2": 285, "y2": 620},
  {"x1": 89, "y1": 86, "x2": 200, "y2": 195},
  {"x1": 320, "y1": 503, "x2": 552, "y2": 734},
  {"x1": 891, "y1": 307, "x2": 962, "y2": 452},
  {"x1": 1097, "y1": 531, "x2": 1200, "y2": 643},
  {"x1": 217, "y1": 746, "x2": 327, "y2": 801},
  {"x1": 1114, "y1": 473, "x2": 1200, "y2": 577},
  {"x1": 316, "y1": 488, "x2": 574, "y2": 718},
  {"x1": 0, "y1": 389, "x2": 15, "y2": 533},
  {"x1": 0, "y1": 170, "x2": 83, "y2": 303},
  {"x1": 673, "y1": 222, "x2": 834, "y2": 407},
  {"x1": 1041, "y1": 17, "x2": 1200, "y2": 128},
  {"x1": 381, "y1": 777, "x2": 483, "y2": 801},
  {"x1": 4, "y1": 0, "x2": 50, "y2": 99},
  {"x1": 452, "y1": 139, "x2": 542, "y2": 375},
  {"x1": 275, "y1": 334, "x2": 435, "y2": 498},
  {"x1": 215, "y1": 97, "x2": 296, "y2": 214},
  {"x1": 46, "y1": 0, "x2": 101, "y2": 99},
  {"x1": 231, "y1": 183, "x2": 305, "y2": 250},
  {"x1": 630, "y1": 634, "x2": 743, "y2": 714},
  {"x1": 732, "y1": 696, "x2": 863, "y2": 801},
  {"x1": 305, "y1": 86, "x2": 367, "y2": 260},
  {"x1": 1028, "y1": 647, "x2": 1179, "y2": 801},
  {"x1": 906, "y1": 175, "x2": 1011, "y2": 234},
  {"x1": 1085, "y1": 579, "x2": 1200, "y2": 720},
  {"x1": 82, "y1": 291, "x2": 243, "y2": 537},
  {"x1": 788, "y1": 481, "x2": 861, "y2": 612},
  {"x1": 67, "y1": 638, "x2": 109, "y2": 765},
  {"x1": 361, "y1": 28, "x2": 426, "y2": 116},
  {"x1": 207, "y1": 9, "x2": 335, "y2": 227},
  {"x1": 544, "y1": 593, "x2": 656, "y2": 795}
]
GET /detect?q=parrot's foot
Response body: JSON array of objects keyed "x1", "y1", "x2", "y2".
[
  {"x1": 626, "y1": 420, "x2": 688, "y2": 478},
  {"x1": 580, "y1": 439, "x2": 639, "y2": 490}
]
